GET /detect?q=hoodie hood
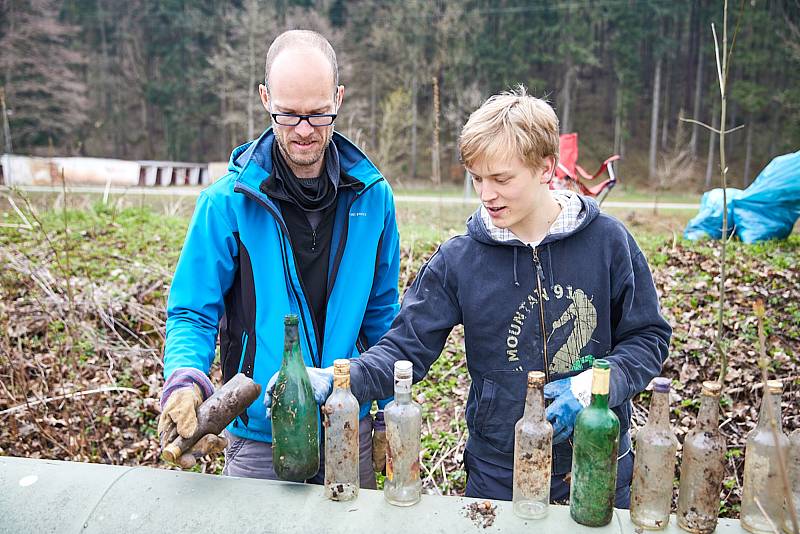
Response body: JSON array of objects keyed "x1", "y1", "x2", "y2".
[{"x1": 466, "y1": 191, "x2": 601, "y2": 248}]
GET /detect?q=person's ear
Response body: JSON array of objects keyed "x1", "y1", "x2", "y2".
[
  {"x1": 259, "y1": 84, "x2": 270, "y2": 112},
  {"x1": 540, "y1": 156, "x2": 557, "y2": 184},
  {"x1": 336, "y1": 85, "x2": 345, "y2": 110}
]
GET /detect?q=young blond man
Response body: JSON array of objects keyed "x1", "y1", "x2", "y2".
[{"x1": 272, "y1": 86, "x2": 671, "y2": 505}]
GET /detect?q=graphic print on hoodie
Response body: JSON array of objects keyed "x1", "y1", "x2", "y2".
[{"x1": 349, "y1": 191, "x2": 672, "y2": 474}]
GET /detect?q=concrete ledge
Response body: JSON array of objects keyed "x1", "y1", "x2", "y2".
[{"x1": 0, "y1": 456, "x2": 745, "y2": 534}]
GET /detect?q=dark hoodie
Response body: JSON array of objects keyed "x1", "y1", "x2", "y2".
[{"x1": 349, "y1": 194, "x2": 671, "y2": 474}]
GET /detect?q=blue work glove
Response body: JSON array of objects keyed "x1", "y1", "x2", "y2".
[
  {"x1": 264, "y1": 366, "x2": 333, "y2": 417},
  {"x1": 543, "y1": 368, "x2": 593, "y2": 444}
]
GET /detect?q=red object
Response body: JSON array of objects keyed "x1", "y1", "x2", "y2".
[{"x1": 552, "y1": 133, "x2": 620, "y2": 204}]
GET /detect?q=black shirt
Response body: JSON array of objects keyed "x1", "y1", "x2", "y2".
[{"x1": 262, "y1": 143, "x2": 340, "y2": 356}]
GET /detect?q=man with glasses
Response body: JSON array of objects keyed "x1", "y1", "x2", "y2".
[{"x1": 158, "y1": 30, "x2": 400, "y2": 488}]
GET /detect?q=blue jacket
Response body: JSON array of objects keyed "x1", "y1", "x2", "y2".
[
  {"x1": 350, "y1": 195, "x2": 671, "y2": 473},
  {"x1": 164, "y1": 128, "x2": 400, "y2": 443}
]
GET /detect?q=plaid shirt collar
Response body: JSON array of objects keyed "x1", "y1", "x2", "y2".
[{"x1": 480, "y1": 190, "x2": 585, "y2": 247}]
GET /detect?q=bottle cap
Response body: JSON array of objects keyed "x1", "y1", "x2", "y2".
[
  {"x1": 284, "y1": 314, "x2": 299, "y2": 326},
  {"x1": 767, "y1": 380, "x2": 783, "y2": 394},
  {"x1": 652, "y1": 377, "x2": 671, "y2": 393},
  {"x1": 394, "y1": 360, "x2": 413, "y2": 379},
  {"x1": 591, "y1": 359, "x2": 611, "y2": 395},
  {"x1": 701, "y1": 381, "x2": 722, "y2": 397},
  {"x1": 333, "y1": 359, "x2": 350, "y2": 375},
  {"x1": 527, "y1": 371, "x2": 545, "y2": 387}
]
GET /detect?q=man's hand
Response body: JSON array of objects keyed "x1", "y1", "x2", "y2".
[
  {"x1": 264, "y1": 366, "x2": 334, "y2": 417},
  {"x1": 169, "y1": 434, "x2": 229, "y2": 469},
  {"x1": 543, "y1": 369, "x2": 593, "y2": 444},
  {"x1": 158, "y1": 384, "x2": 204, "y2": 447},
  {"x1": 372, "y1": 411, "x2": 387, "y2": 473},
  {"x1": 158, "y1": 384, "x2": 229, "y2": 468}
]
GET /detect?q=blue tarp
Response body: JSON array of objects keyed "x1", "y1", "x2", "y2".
[{"x1": 684, "y1": 151, "x2": 800, "y2": 243}]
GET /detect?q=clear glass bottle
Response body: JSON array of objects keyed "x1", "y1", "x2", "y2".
[
  {"x1": 271, "y1": 314, "x2": 320, "y2": 482},
  {"x1": 677, "y1": 381, "x2": 726, "y2": 534},
  {"x1": 570, "y1": 359, "x2": 620, "y2": 527},
  {"x1": 630, "y1": 377, "x2": 679, "y2": 530},
  {"x1": 324, "y1": 359, "x2": 360, "y2": 501},
  {"x1": 512, "y1": 371, "x2": 552, "y2": 519},
  {"x1": 384, "y1": 360, "x2": 422, "y2": 506},
  {"x1": 785, "y1": 429, "x2": 800, "y2": 534},
  {"x1": 741, "y1": 380, "x2": 789, "y2": 533}
]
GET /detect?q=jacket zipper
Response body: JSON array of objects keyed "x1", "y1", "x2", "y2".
[
  {"x1": 235, "y1": 177, "x2": 385, "y2": 366},
  {"x1": 235, "y1": 184, "x2": 321, "y2": 367},
  {"x1": 532, "y1": 246, "x2": 551, "y2": 384}
]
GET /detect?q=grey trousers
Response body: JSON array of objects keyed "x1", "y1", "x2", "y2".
[{"x1": 223, "y1": 415, "x2": 377, "y2": 489}]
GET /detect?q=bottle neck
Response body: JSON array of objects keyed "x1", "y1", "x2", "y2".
[
  {"x1": 589, "y1": 391, "x2": 609, "y2": 409},
  {"x1": 647, "y1": 390, "x2": 670, "y2": 429},
  {"x1": 756, "y1": 389, "x2": 782, "y2": 433},
  {"x1": 394, "y1": 377, "x2": 412, "y2": 403},
  {"x1": 283, "y1": 324, "x2": 302, "y2": 366},
  {"x1": 589, "y1": 368, "x2": 610, "y2": 409},
  {"x1": 523, "y1": 382, "x2": 545, "y2": 421},
  {"x1": 333, "y1": 374, "x2": 351, "y2": 391},
  {"x1": 696, "y1": 394, "x2": 720, "y2": 430}
]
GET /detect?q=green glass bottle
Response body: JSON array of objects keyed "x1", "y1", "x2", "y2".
[
  {"x1": 570, "y1": 359, "x2": 620, "y2": 527},
  {"x1": 270, "y1": 314, "x2": 320, "y2": 482}
]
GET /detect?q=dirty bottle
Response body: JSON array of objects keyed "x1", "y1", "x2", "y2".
[
  {"x1": 512, "y1": 371, "x2": 552, "y2": 519},
  {"x1": 161, "y1": 373, "x2": 261, "y2": 463},
  {"x1": 324, "y1": 359, "x2": 360, "y2": 501},
  {"x1": 270, "y1": 314, "x2": 320, "y2": 481},
  {"x1": 786, "y1": 429, "x2": 800, "y2": 534},
  {"x1": 630, "y1": 377, "x2": 679, "y2": 530},
  {"x1": 676, "y1": 381, "x2": 726, "y2": 534},
  {"x1": 384, "y1": 360, "x2": 422, "y2": 506},
  {"x1": 741, "y1": 380, "x2": 789, "y2": 533},
  {"x1": 570, "y1": 359, "x2": 620, "y2": 527}
]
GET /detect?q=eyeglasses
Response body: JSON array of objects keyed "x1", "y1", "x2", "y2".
[{"x1": 270, "y1": 112, "x2": 337, "y2": 127}]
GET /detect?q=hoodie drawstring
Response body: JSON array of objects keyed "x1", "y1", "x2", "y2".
[{"x1": 513, "y1": 247, "x2": 520, "y2": 287}]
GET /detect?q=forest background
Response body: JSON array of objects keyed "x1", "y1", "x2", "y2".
[
  {"x1": 1, "y1": 0, "x2": 800, "y2": 521},
  {"x1": 2, "y1": 0, "x2": 799, "y2": 190}
]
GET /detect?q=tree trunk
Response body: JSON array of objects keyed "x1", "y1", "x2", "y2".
[
  {"x1": 743, "y1": 112, "x2": 754, "y2": 187},
  {"x1": 689, "y1": 42, "x2": 704, "y2": 158},
  {"x1": 410, "y1": 73, "x2": 418, "y2": 179},
  {"x1": 661, "y1": 57, "x2": 671, "y2": 150},
  {"x1": 370, "y1": 71, "x2": 376, "y2": 152},
  {"x1": 431, "y1": 75, "x2": 441, "y2": 185},
  {"x1": 561, "y1": 60, "x2": 574, "y2": 134},
  {"x1": 649, "y1": 57, "x2": 662, "y2": 180},
  {"x1": 613, "y1": 80, "x2": 623, "y2": 157},
  {"x1": 705, "y1": 106, "x2": 718, "y2": 189},
  {"x1": 246, "y1": 4, "x2": 256, "y2": 141}
]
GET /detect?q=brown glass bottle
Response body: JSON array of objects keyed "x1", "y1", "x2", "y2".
[
  {"x1": 631, "y1": 377, "x2": 679, "y2": 530},
  {"x1": 676, "y1": 381, "x2": 725, "y2": 534}
]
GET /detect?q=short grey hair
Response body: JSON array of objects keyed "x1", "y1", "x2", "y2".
[{"x1": 264, "y1": 30, "x2": 338, "y2": 92}]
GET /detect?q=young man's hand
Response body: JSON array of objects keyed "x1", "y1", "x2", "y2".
[
  {"x1": 264, "y1": 366, "x2": 334, "y2": 417},
  {"x1": 543, "y1": 369, "x2": 593, "y2": 444}
]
